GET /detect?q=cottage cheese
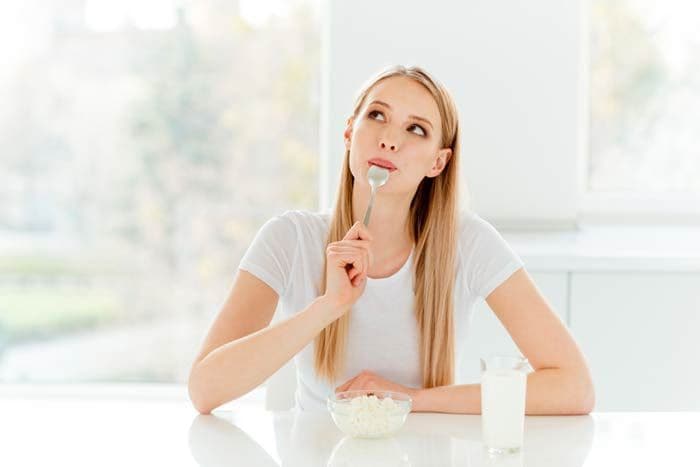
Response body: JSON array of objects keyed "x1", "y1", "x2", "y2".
[{"x1": 331, "y1": 394, "x2": 408, "y2": 437}]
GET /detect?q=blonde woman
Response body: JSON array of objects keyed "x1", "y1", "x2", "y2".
[{"x1": 188, "y1": 65, "x2": 595, "y2": 415}]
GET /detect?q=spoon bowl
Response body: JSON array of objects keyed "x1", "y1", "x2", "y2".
[{"x1": 368, "y1": 164, "x2": 390, "y2": 188}]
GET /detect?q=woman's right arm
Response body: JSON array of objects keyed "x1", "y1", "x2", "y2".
[
  {"x1": 187, "y1": 270, "x2": 346, "y2": 414},
  {"x1": 188, "y1": 221, "x2": 372, "y2": 414}
]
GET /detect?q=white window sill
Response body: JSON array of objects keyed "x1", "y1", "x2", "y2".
[{"x1": 502, "y1": 224, "x2": 700, "y2": 272}]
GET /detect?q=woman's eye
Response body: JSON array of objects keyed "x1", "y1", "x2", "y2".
[
  {"x1": 408, "y1": 124, "x2": 426, "y2": 137},
  {"x1": 368, "y1": 110, "x2": 385, "y2": 121},
  {"x1": 368, "y1": 110, "x2": 426, "y2": 137}
]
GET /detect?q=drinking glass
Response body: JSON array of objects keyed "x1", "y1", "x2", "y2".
[{"x1": 480, "y1": 355, "x2": 529, "y2": 454}]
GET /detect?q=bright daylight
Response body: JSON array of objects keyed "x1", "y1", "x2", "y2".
[{"x1": 2, "y1": 1, "x2": 699, "y2": 466}]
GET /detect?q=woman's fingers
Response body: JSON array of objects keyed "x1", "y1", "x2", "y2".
[
  {"x1": 327, "y1": 246, "x2": 370, "y2": 279},
  {"x1": 347, "y1": 377, "x2": 368, "y2": 392},
  {"x1": 335, "y1": 375, "x2": 358, "y2": 393},
  {"x1": 347, "y1": 264, "x2": 365, "y2": 286},
  {"x1": 327, "y1": 247, "x2": 365, "y2": 271},
  {"x1": 335, "y1": 240, "x2": 373, "y2": 272},
  {"x1": 327, "y1": 223, "x2": 373, "y2": 289},
  {"x1": 351, "y1": 271, "x2": 364, "y2": 286},
  {"x1": 348, "y1": 267, "x2": 361, "y2": 283},
  {"x1": 343, "y1": 221, "x2": 374, "y2": 242},
  {"x1": 336, "y1": 239, "x2": 371, "y2": 249}
]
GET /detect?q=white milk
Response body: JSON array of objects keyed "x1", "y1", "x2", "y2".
[{"x1": 481, "y1": 368, "x2": 527, "y2": 451}]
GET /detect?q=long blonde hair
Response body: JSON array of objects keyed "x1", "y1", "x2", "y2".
[{"x1": 314, "y1": 65, "x2": 461, "y2": 389}]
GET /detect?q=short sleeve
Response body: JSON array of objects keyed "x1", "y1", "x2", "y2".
[
  {"x1": 459, "y1": 213, "x2": 525, "y2": 299},
  {"x1": 238, "y1": 212, "x2": 299, "y2": 298}
]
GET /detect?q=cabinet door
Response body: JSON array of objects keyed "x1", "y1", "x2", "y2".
[
  {"x1": 457, "y1": 271, "x2": 568, "y2": 383},
  {"x1": 570, "y1": 272, "x2": 700, "y2": 411}
]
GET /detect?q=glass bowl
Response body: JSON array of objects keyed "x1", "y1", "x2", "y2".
[{"x1": 327, "y1": 389, "x2": 412, "y2": 438}]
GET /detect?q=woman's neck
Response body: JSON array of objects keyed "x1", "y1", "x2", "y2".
[{"x1": 351, "y1": 184, "x2": 414, "y2": 276}]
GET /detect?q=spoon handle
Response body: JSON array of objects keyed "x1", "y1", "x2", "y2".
[{"x1": 363, "y1": 187, "x2": 376, "y2": 226}]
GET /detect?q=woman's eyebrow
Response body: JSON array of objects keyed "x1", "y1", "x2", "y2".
[{"x1": 369, "y1": 99, "x2": 434, "y2": 129}]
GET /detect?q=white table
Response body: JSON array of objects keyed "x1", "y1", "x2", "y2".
[{"x1": 3, "y1": 388, "x2": 700, "y2": 466}]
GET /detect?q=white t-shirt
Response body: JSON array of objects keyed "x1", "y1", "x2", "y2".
[{"x1": 238, "y1": 209, "x2": 524, "y2": 411}]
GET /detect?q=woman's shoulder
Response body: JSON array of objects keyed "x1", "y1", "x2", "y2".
[
  {"x1": 456, "y1": 210, "x2": 515, "y2": 257},
  {"x1": 455, "y1": 210, "x2": 524, "y2": 297},
  {"x1": 264, "y1": 209, "x2": 331, "y2": 245},
  {"x1": 275, "y1": 209, "x2": 331, "y2": 231},
  {"x1": 457, "y1": 209, "x2": 499, "y2": 239}
]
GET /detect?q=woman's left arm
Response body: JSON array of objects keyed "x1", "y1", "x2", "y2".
[{"x1": 413, "y1": 268, "x2": 595, "y2": 415}]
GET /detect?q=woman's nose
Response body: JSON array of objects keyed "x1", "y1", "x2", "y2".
[
  {"x1": 379, "y1": 141, "x2": 396, "y2": 151},
  {"x1": 378, "y1": 130, "x2": 399, "y2": 152}
]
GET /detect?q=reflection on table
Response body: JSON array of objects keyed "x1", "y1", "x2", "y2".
[{"x1": 188, "y1": 407, "x2": 595, "y2": 467}]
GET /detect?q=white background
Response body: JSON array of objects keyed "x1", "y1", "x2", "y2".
[{"x1": 320, "y1": 0, "x2": 583, "y2": 229}]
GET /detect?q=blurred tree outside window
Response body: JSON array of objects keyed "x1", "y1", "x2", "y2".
[
  {"x1": 590, "y1": 0, "x2": 700, "y2": 194},
  {"x1": 0, "y1": 0, "x2": 320, "y2": 383}
]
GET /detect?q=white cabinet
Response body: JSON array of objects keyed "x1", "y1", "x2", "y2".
[
  {"x1": 569, "y1": 272, "x2": 700, "y2": 411},
  {"x1": 459, "y1": 269, "x2": 700, "y2": 411},
  {"x1": 457, "y1": 271, "x2": 568, "y2": 383}
]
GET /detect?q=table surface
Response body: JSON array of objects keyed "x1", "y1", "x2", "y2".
[{"x1": 3, "y1": 390, "x2": 700, "y2": 467}]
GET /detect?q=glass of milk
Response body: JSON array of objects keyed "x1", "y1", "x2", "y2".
[{"x1": 480, "y1": 355, "x2": 529, "y2": 455}]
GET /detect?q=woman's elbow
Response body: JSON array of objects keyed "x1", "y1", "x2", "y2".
[
  {"x1": 188, "y1": 368, "x2": 214, "y2": 415},
  {"x1": 190, "y1": 393, "x2": 213, "y2": 415},
  {"x1": 573, "y1": 379, "x2": 596, "y2": 415},
  {"x1": 581, "y1": 384, "x2": 596, "y2": 414}
]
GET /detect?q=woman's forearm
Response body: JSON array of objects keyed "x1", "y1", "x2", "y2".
[
  {"x1": 412, "y1": 368, "x2": 595, "y2": 415},
  {"x1": 188, "y1": 296, "x2": 343, "y2": 414}
]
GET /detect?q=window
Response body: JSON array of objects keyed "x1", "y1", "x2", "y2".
[
  {"x1": 586, "y1": 1, "x2": 700, "y2": 218},
  {"x1": 0, "y1": 0, "x2": 320, "y2": 383}
]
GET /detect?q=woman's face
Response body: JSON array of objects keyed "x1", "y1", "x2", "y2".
[{"x1": 345, "y1": 76, "x2": 452, "y2": 195}]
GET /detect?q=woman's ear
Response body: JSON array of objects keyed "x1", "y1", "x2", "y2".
[
  {"x1": 427, "y1": 147, "x2": 453, "y2": 178},
  {"x1": 344, "y1": 117, "x2": 354, "y2": 150}
]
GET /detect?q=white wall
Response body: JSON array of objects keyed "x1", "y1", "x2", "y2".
[{"x1": 320, "y1": 0, "x2": 582, "y2": 229}]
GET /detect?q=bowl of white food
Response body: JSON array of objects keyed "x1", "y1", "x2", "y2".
[{"x1": 327, "y1": 389, "x2": 412, "y2": 438}]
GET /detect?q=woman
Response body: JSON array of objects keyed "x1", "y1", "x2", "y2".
[{"x1": 188, "y1": 65, "x2": 595, "y2": 415}]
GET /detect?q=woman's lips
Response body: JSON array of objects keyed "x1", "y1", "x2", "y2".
[{"x1": 368, "y1": 158, "x2": 397, "y2": 171}]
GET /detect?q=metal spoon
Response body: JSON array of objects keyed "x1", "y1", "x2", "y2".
[{"x1": 363, "y1": 165, "x2": 390, "y2": 226}]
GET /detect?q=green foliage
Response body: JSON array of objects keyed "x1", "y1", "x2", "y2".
[{"x1": 0, "y1": 287, "x2": 121, "y2": 346}]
